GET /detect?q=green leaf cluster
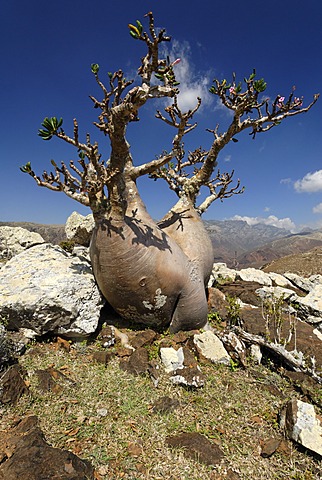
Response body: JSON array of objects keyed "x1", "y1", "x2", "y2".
[
  {"x1": 128, "y1": 20, "x2": 143, "y2": 39},
  {"x1": 20, "y1": 161, "x2": 32, "y2": 174},
  {"x1": 91, "y1": 63, "x2": 100, "y2": 74},
  {"x1": 38, "y1": 117, "x2": 63, "y2": 141},
  {"x1": 253, "y1": 78, "x2": 267, "y2": 93}
]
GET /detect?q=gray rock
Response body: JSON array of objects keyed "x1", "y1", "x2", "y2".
[
  {"x1": 284, "y1": 272, "x2": 317, "y2": 293},
  {"x1": 193, "y1": 331, "x2": 231, "y2": 365},
  {"x1": 160, "y1": 347, "x2": 184, "y2": 373},
  {"x1": 255, "y1": 286, "x2": 297, "y2": 302},
  {"x1": 267, "y1": 272, "x2": 294, "y2": 288},
  {"x1": 236, "y1": 268, "x2": 272, "y2": 286},
  {"x1": 0, "y1": 244, "x2": 104, "y2": 338},
  {"x1": 208, "y1": 263, "x2": 237, "y2": 287},
  {"x1": 284, "y1": 399, "x2": 322, "y2": 456},
  {"x1": 293, "y1": 285, "x2": 322, "y2": 324},
  {"x1": 65, "y1": 211, "x2": 94, "y2": 246},
  {"x1": 250, "y1": 344, "x2": 262, "y2": 364},
  {"x1": 0, "y1": 226, "x2": 44, "y2": 260}
]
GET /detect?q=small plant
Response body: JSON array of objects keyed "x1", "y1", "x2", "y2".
[
  {"x1": 226, "y1": 295, "x2": 242, "y2": 327},
  {"x1": 229, "y1": 358, "x2": 239, "y2": 372},
  {"x1": 262, "y1": 294, "x2": 298, "y2": 348},
  {"x1": 207, "y1": 311, "x2": 223, "y2": 328},
  {"x1": 59, "y1": 240, "x2": 75, "y2": 253}
]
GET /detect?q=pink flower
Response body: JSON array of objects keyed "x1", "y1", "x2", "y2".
[
  {"x1": 294, "y1": 97, "x2": 303, "y2": 107},
  {"x1": 229, "y1": 86, "x2": 236, "y2": 95},
  {"x1": 171, "y1": 58, "x2": 181, "y2": 66},
  {"x1": 277, "y1": 96, "x2": 285, "y2": 108}
]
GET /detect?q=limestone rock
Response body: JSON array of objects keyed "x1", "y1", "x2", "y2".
[
  {"x1": 160, "y1": 347, "x2": 184, "y2": 373},
  {"x1": 267, "y1": 272, "x2": 294, "y2": 288},
  {"x1": 284, "y1": 399, "x2": 322, "y2": 456},
  {"x1": 193, "y1": 331, "x2": 231, "y2": 365},
  {"x1": 65, "y1": 211, "x2": 94, "y2": 246},
  {"x1": 284, "y1": 272, "x2": 319, "y2": 293},
  {"x1": 292, "y1": 285, "x2": 322, "y2": 324},
  {"x1": 0, "y1": 244, "x2": 104, "y2": 338},
  {"x1": 255, "y1": 286, "x2": 297, "y2": 302},
  {"x1": 0, "y1": 226, "x2": 44, "y2": 260},
  {"x1": 236, "y1": 268, "x2": 272, "y2": 286},
  {"x1": 208, "y1": 263, "x2": 237, "y2": 287}
]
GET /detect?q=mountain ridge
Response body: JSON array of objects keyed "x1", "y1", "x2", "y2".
[{"x1": 1, "y1": 219, "x2": 322, "y2": 270}]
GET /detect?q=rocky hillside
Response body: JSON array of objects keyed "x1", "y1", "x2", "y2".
[{"x1": 262, "y1": 246, "x2": 322, "y2": 276}]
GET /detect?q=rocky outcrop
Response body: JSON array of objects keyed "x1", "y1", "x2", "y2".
[
  {"x1": 0, "y1": 244, "x2": 104, "y2": 338},
  {"x1": 209, "y1": 263, "x2": 322, "y2": 329},
  {"x1": 65, "y1": 211, "x2": 94, "y2": 246},
  {"x1": 0, "y1": 226, "x2": 44, "y2": 260},
  {"x1": 0, "y1": 416, "x2": 95, "y2": 479}
]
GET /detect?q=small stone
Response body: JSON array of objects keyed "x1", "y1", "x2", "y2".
[
  {"x1": 0, "y1": 365, "x2": 28, "y2": 404},
  {"x1": 92, "y1": 351, "x2": 113, "y2": 366},
  {"x1": 119, "y1": 347, "x2": 149, "y2": 376},
  {"x1": 250, "y1": 344, "x2": 262, "y2": 364},
  {"x1": 131, "y1": 329, "x2": 157, "y2": 349},
  {"x1": 260, "y1": 438, "x2": 281, "y2": 457},
  {"x1": 170, "y1": 365, "x2": 205, "y2": 388},
  {"x1": 160, "y1": 347, "x2": 184, "y2": 373},
  {"x1": 97, "y1": 408, "x2": 108, "y2": 417},
  {"x1": 194, "y1": 331, "x2": 230, "y2": 365}
]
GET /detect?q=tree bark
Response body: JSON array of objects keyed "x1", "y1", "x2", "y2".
[{"x1": 158, "y1": 195, "x2": 214, "y2": 286}]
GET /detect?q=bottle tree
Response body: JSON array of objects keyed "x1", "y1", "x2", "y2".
[{"x1": 21, "y1": 12, "x2": 319, "y2": 332}]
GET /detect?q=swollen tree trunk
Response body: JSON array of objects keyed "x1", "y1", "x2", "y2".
[
  {"x1": 89, "y1": 176, "x2": 208, "y2": 332},
  {"x1": 158, "y1": 195, "x2": 214, "y2": 286}
]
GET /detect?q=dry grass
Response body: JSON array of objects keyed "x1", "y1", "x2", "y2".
[{"x1": 1, "y1": 338, "x2": 321, "y2": 480}]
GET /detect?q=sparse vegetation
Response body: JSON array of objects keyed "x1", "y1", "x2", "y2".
[
  {"x1": 1, "y1": 338, "x2": 321, "y2": 479},
  {"x1": 226, "y1": 295, "x2": 242, "y2": 327}
]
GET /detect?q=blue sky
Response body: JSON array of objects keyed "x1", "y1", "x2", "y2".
[{"x1": 1, "y1": 0, "x2": 322, "y2": 231}]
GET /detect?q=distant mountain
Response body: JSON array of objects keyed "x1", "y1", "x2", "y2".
[
  {"x1": 204, "y1": 220, "x2": 291, "y2": 266},
  {"x1": 2, "y1": 219, "x2": 322, "y2": 270},
  {"x1": 236, "y1": 230, "x2": 322, "y2": 269}
]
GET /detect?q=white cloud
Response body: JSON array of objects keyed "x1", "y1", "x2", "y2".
[
  {"x1": 313, "y1": 203, "x2": 322, "y2": 214},
  {"x1": 294, "y1": 170, "x2": 322, "y2": 193},
  {"x1": 280, "y1": 177, "x2": 292, "y2": 185},
  {"x1": 224, "y1": 155, "x2": 231, "y2": 162},
  {"x1": 161, "y1": 40, "x2": 213, "y2": 111},
  {"x1": 231, "y1": 214, "x2": 296, "y2": 232}
]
